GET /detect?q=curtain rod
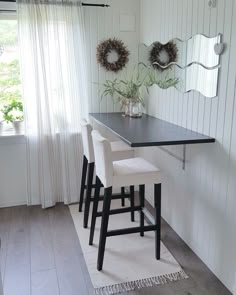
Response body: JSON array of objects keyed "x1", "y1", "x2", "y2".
[
  {"x1": 0, "y1": 1, "x2": 110, "y2": 8},
  {"x1": 82, "y1": 3, "x2": 109, "y2": 7}
]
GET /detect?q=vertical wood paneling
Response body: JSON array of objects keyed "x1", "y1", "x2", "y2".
[
  {"x1": 210, "y1": 0, "x2": 222, "y2": 137},
  {"x1": 185, "y1": 0, "x2": 194, "y2": 129},
  {"x1": 190, "y1": 0, "x2": 200, "y2": 131},
  {"x1": 98, "y1": 6, "x2": 106, "y2": 113},
  {"x1": 171, "y1": 1, "x2": 177, "y2": 124},
  {"x1": 105, "y1": 0, "x2": 115, "y2": 113},
  {"x1": 176, "y1": 0, "x2": 183, "y2": 125},
  {"x1": 195, "y1": 0, "x2": 204, "y2": 134},
  {"x1": 181, "y1": 0, "x2": 190, "y2": 129},
  {"x1": 84, "y1": 0, "x2": 140, "y2": 114},
  {"x1": 140, "y1": 0, "x2": 236, "y2": 293},
  {"x1": 172, "y1": 0, "x2": 179, "y2": 125},
  {"x1": 208, "y1": 0, "x2": 225, "y2": 273},
  {"x1": 226, "y1": 76, "x2": 236, "y2": 294}
]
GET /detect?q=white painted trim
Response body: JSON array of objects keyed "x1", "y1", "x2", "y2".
[
  {"x1": 0, "y1": 134, "x2": 26, "y2": 145},
  {"x1": 0, "y1": 199, "x2": 27, "y2": 208},
  {"x1": 0, "y1": 1, "x2": 16, "y2": 11}
]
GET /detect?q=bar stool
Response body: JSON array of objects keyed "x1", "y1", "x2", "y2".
[
  {"x1": 90, "y1": 130, "x2": 162, "y2": 271},
  {"x1": 79, "y1": 119, "x2": 135, "y2": 228}
]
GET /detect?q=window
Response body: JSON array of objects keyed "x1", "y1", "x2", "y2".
[{"x1": 0, "y1": 16, "x2": 23, "y2": 133}]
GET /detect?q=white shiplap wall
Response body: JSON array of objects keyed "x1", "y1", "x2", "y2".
[
  {"x1": 83, "y1": 0, "x2": 140, "y2": 114},
  {"x1": 140, "y1": 0, "x2": 236, "y2": 293}
]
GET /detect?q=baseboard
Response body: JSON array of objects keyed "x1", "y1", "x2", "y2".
[
  {"x1": 0, "y1": 200, "x2": 27, "y2": 208},
  {"x1": 0, "y1": 197, "x2": 43, "y2": 208}
]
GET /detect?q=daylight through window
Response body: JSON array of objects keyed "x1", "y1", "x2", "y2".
[{"x1": 0, "y1": 17, "x2": 23, "y2": 132}]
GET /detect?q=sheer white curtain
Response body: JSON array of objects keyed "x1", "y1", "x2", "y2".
[{"x1": 17, "y1": 0, "x2": 89, "y2": 207}]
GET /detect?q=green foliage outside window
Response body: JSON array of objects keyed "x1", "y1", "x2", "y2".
[
  {"x1": 0, "y1": 20, "x2": 17, "y2": 45},
  {"x1": 0, "y1": 20, "x2": 23, "y2": 122}
]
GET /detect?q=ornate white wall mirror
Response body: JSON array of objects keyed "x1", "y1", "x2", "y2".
[{"x1": 139, "y1": 33, "x2": 224, "y2": 98}]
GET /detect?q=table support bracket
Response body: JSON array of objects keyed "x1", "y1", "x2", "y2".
[{"x1": 158, "y1": 145, "x2": 186, "y2": 170}]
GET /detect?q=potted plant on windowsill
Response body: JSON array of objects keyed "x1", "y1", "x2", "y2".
[
  {"x1": 101, "y1": 63, "x2": 179, "y2": 117},
  {"x1": 1, "y1": 100, "x2": 24, "y2": 134}
]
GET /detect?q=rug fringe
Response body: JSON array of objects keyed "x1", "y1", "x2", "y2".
[{"x1": 94, "y1": 269, "x2": 189, "y2": 295}]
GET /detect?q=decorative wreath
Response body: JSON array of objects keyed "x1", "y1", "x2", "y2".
[
  {"x1": 149, "y1": 41, "x2": 178, "y2": 71},
  {"x1": 96, "y1": 38, "x2": 129, "y2": 73}
]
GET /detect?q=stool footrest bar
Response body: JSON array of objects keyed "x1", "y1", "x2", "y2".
[
  {"x1": 96, "y1": 206, "x2": 142, "y2": 217},
  {"x1": 109, "y1": 193, "x2": 131, "y2": 200},
  {"x1": 107, "y1": 225, "x2": 157, "y2": 237},
  {"x1": 90, "y1": 193, "x2": 131, "y2": 202}
]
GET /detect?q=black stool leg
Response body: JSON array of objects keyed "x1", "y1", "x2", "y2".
[
  {"x1": 89, "y1": 176, "x2": 101, "y2": 245},
  {"x1": 83, "y1": 162, "x2": 95, "y2": 228},
  {"x1": 121, "y1": 187, "x2": 125, "y2": 207},
  {"x1": 139, "y1": 185, "x2": 145, "y2": 237},
  {"x1": 79, "y1": 156, "x2": 88, "y2": 212},
  {"x1": 97, "y1": 186, "x2": 112, "y2": 271},
  {"x1": 154, "y1": 183, "x2": 161, "y2": 260},
  {"x1": 130, "y1": 186, "x2": 135, "y2": 222}
]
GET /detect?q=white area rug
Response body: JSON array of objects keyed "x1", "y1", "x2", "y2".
[{"x1": 69, "y1": 200, "x2": 188, "y2": 295}]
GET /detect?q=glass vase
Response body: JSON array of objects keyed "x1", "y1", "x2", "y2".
[{"x1": 128, "y1": 101, "x2": 142, "y2": 118}]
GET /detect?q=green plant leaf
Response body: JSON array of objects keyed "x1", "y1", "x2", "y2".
[{"x1": 99, "y1": 63, "x2": 180, "y2": 108}]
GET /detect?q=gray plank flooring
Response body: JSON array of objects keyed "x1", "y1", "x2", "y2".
[{"x1": 0, "y1": 203, "x2": 232, "y2": 295}]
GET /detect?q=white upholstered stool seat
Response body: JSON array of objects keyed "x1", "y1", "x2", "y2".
[
  {"x1": 92, "y1": 130, "x2": 161, "y2": 189},
  {"x1": 113, "y1": 157, "x2": 161, "y2": 188},
  {"x1": 90, "y1": 130, "x2": 162, "y2": 271}
]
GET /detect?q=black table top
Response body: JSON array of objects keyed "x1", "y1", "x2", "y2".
[{"x1": 90, "y1": 113, "x2": 215, "y2": 147}]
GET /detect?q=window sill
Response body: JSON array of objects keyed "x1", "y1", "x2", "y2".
[{"x1": 0, "y1": 131, "x2": 26, "y2": 145}]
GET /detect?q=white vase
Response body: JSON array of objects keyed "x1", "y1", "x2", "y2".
[{"x1": 12, "y1": 120, "x2": 24, "y2": 134}]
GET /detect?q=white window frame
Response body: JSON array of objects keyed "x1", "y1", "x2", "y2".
[{"x1": 0, "y1": 4, "x2": 25, "y2": 142}]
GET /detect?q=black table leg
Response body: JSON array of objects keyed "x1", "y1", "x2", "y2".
[
  {"x1": 154, "y1": 183, "x2": 161, "y2": 260},
  {"x1": 97, "y1": 186, "x2": 112, "y2": 271},
  {"x1": 83, "y1": 162, "x2": 95, "y2": 228},
  {"x1": 89, "y1": 176, "x2": 101, "y2": 245},
  {"x1": 139, "y1": 185, "x2": 145, "y2": 237},
  {"x1": 130, "y1": 186, "x2": 135, "y2": 222},
  {"x1": 79, "y1": 156, "x2": 88, "y2": 212},
  {"x1": 121, "y1": 187, "x2": 125, "y2": 207}
]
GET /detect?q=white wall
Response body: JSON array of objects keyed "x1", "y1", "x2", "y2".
[
  {"x1": 83, "y1": 0, "x2": 140, "y2": 114},
  {"x1": 0, "y1": 137, "x2": 28, "y2": 207},
  {"x1": 0, "y1": 4, "x2": 29, "y2": 208},
  {"x1": 140, "y1": 0, "x2": 236, "y2": 293},
  {"x1": 0, "y1": 0, "x2": 140, "y2": 206}
]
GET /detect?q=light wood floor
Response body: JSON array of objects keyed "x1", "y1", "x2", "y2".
[{"x1": 0, "y1": 204, "x2": 232, "y2": 295}]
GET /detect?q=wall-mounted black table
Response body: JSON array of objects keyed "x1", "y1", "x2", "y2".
[
  {"x1": 90, "y1": 112, "x2": 215, "y2": 223},
  {"x1": 90, "y1": 113, "x2": 215, "y2": 148}
]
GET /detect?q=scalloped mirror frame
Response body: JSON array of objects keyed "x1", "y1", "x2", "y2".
[{"x1": 138, "y1": 33, "x2": 223, "y2": 98}]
